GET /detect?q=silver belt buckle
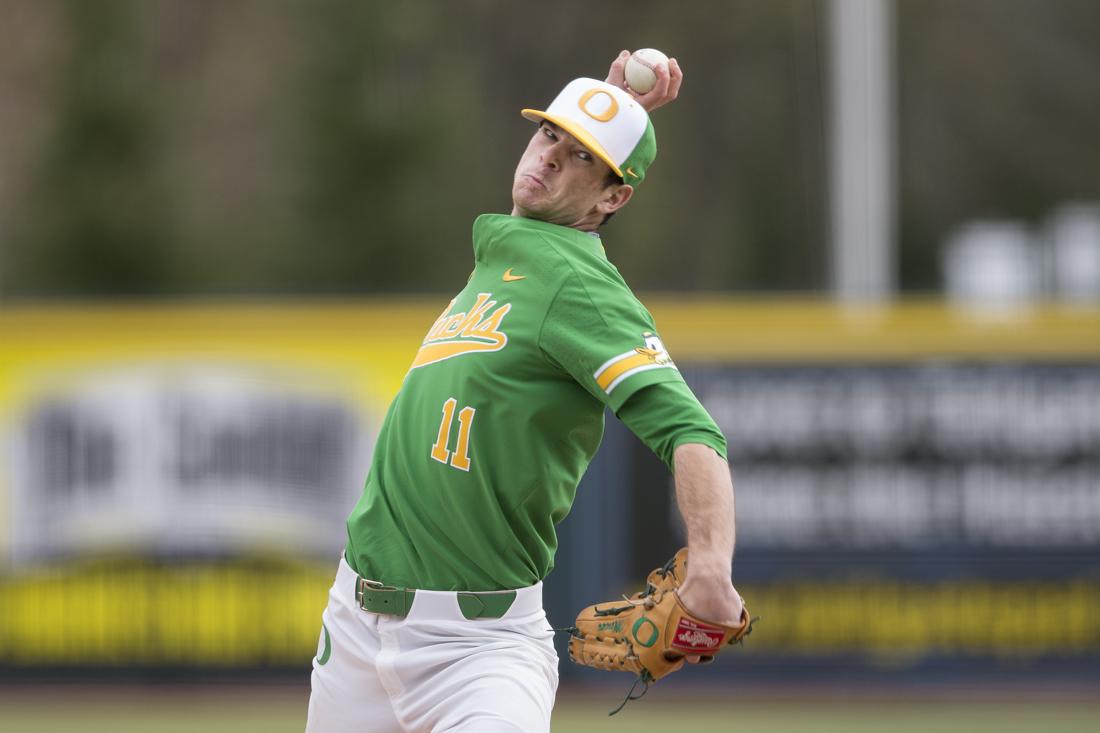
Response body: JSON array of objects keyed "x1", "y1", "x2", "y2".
[{"x1": 355, "y1": 576, "x2": 385, "y2": 609}]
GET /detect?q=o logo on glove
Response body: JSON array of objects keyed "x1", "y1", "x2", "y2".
[
  {"x1": 631, "y1": 617, "x2": 659, "y2": 648},
  {"x1": 578, "y1": 89, "x2": 619, "y2": 122}
]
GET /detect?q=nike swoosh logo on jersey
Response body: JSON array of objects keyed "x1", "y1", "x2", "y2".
[{"x1": 502, "y1": 268, "x2": 526, "y2": 282}]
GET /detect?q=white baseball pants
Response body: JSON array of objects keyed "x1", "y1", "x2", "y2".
[{"x1": 305, "y1": 556, "x2": 559, "y2": 733}]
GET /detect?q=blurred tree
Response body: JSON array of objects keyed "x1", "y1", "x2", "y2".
[
  {"x1": 279, "y1": 0, "x2": 461, "y2": 293},
  {"x1": 897, "y1": 0, "x2": 1100, "y2": 290},
  {"x1": 6, "y1": 0, "x2": 176, "y2": 296},
  {"x1": 2, "y1": 0, "x2": 1099, "y2": 297}
]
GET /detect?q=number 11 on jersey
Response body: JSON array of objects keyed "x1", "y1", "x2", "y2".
[{"x1": 431, "y1": 397, "x2": 476, "y2": 471}]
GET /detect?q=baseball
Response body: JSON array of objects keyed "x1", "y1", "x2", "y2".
[{"x1": 624, "y1": 48, "x2": 670, "y2": 94}]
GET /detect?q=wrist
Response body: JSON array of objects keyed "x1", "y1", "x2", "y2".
[{"x1": 686, "y1": 548, "x2": 732, "y2": 580}]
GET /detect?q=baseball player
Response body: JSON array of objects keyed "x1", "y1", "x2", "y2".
[{"x1": 305, "y1": 52, "x2": 744, "y2": 732}]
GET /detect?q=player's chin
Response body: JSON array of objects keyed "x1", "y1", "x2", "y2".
[{"x1": 512, "y1": 183, "x2": 550, "y2": 214}]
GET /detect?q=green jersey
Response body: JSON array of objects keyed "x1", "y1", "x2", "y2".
[{"x1": 345, "y1": 214, "x2": 693, "y2": 591}]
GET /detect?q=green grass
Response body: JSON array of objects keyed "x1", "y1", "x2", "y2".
[
  {"x1": 555, "y1": 698, "x2": 1100, "y2": 733},
  {"x1": 1, "y1": 685, "x2": 1097, "y2": 733}
]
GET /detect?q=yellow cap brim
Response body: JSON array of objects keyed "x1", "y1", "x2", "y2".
[{"x1": 520, "y1": 109, "x2": 624, "y2": 179}]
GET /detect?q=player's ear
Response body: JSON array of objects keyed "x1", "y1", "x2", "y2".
[{"x1": 597, "y1": 183, "x2": 634, "y2": 216}]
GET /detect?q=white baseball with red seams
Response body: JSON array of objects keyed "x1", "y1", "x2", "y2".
[{"x1": 624, "y1": 48, "x2": 670, "y2": 94}]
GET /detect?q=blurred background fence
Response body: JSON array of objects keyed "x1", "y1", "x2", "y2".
[{"x1": 1, "y1": 0, "x2": 1099, "y2": 698}]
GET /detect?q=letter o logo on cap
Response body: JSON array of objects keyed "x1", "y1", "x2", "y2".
[{"x1": 577, "y1": 88, "x2": 619, "y2": 122}]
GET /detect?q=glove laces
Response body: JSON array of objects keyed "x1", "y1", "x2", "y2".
[{"x1": 609, "y1": 670, "x2": 654, "y2": 716}]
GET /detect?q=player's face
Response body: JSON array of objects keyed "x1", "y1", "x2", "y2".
[{"x1": 511, "y1": 122, "x2": 632, "y2": 230}]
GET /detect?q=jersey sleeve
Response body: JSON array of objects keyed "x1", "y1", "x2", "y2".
[
  {"x1": 615, "y1": 381, "x2": 728, "y2": 469},
  {"x1": 538, "y1": 272, "x2": 686, "y2": 412}
]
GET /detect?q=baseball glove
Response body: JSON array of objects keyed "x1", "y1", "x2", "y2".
[{"x1": 567, "y1": 548, "x2": 754, "y2": 714}]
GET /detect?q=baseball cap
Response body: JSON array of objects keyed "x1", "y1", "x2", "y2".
[{"x1": 521, "y1": 78, "x2": 657, "y2": 186}]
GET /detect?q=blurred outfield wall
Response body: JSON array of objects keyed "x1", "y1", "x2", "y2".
[{"x1": 0, "y1": 299, "x2": 1098, "y2": 679}]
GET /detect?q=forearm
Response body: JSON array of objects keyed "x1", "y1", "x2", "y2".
[{"x1": 673, "y1": 442, "x2": 736, "y2": 575}]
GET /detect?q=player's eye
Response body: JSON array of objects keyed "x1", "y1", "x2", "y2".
[
  {"x1": 576, "y1": 150, "x2": 592, "y2": 162},
  {"x1": 542, "y1": 126, "x2": 557, "y2": 140}
]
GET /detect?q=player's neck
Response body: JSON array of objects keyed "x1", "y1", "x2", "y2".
[{"x1": 509, "y1": 206, "x2": 602, "y2": 233}]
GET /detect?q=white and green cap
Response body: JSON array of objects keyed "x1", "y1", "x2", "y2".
[{"x1": 521, "y1": 77, "x2": 657, "y2": 186}]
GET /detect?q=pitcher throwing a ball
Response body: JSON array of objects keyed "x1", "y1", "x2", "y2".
[{"x1": 305, "y1": 50, "x2": 748, "y2": 733}]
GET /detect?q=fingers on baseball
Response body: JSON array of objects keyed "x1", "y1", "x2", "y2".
[
  {"x1": 638, "y1": 65, "x2": 670, "y2": 105},
  {"x1": 634, "y1": 61, "x2": 680, "y2": 112},
  {"x1": 605, "y1": 50, "x2": 629, "y2": 86},
  {"x1": 667, "y1": 58, "x2": 683, "y2": 98}
]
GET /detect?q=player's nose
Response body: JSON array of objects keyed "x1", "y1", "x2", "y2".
[{"x1": 539, "y1": 143, "x2": 563, "y2": 170}]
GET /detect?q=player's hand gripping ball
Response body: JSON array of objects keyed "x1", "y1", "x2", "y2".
[
  {"x1": 624, "y1": 48, "x2": 670, "y2": 94},
  {"x1": 568, "y1": 548, "x2": 755, "y2": 713}
]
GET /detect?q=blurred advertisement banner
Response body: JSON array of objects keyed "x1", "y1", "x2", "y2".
[
  {"x1": 0, "y1": 302, "x2": 438, "y2": 669},
  {"x1": 11, "y1": 365, "x2": 366, "y2": 564},
  {"x1": 2, "y1": 301, "x2": 1099, "y2": 672},
  {"x1": 679, "y1": 363, "x2": 1100, "y2": 661},
  {"x1": 702, "y1": 364, "x2": 1100, "y2": 551},
  {"x1": 611, "y1": 301, "x2": 1100, "y2": 674}
]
